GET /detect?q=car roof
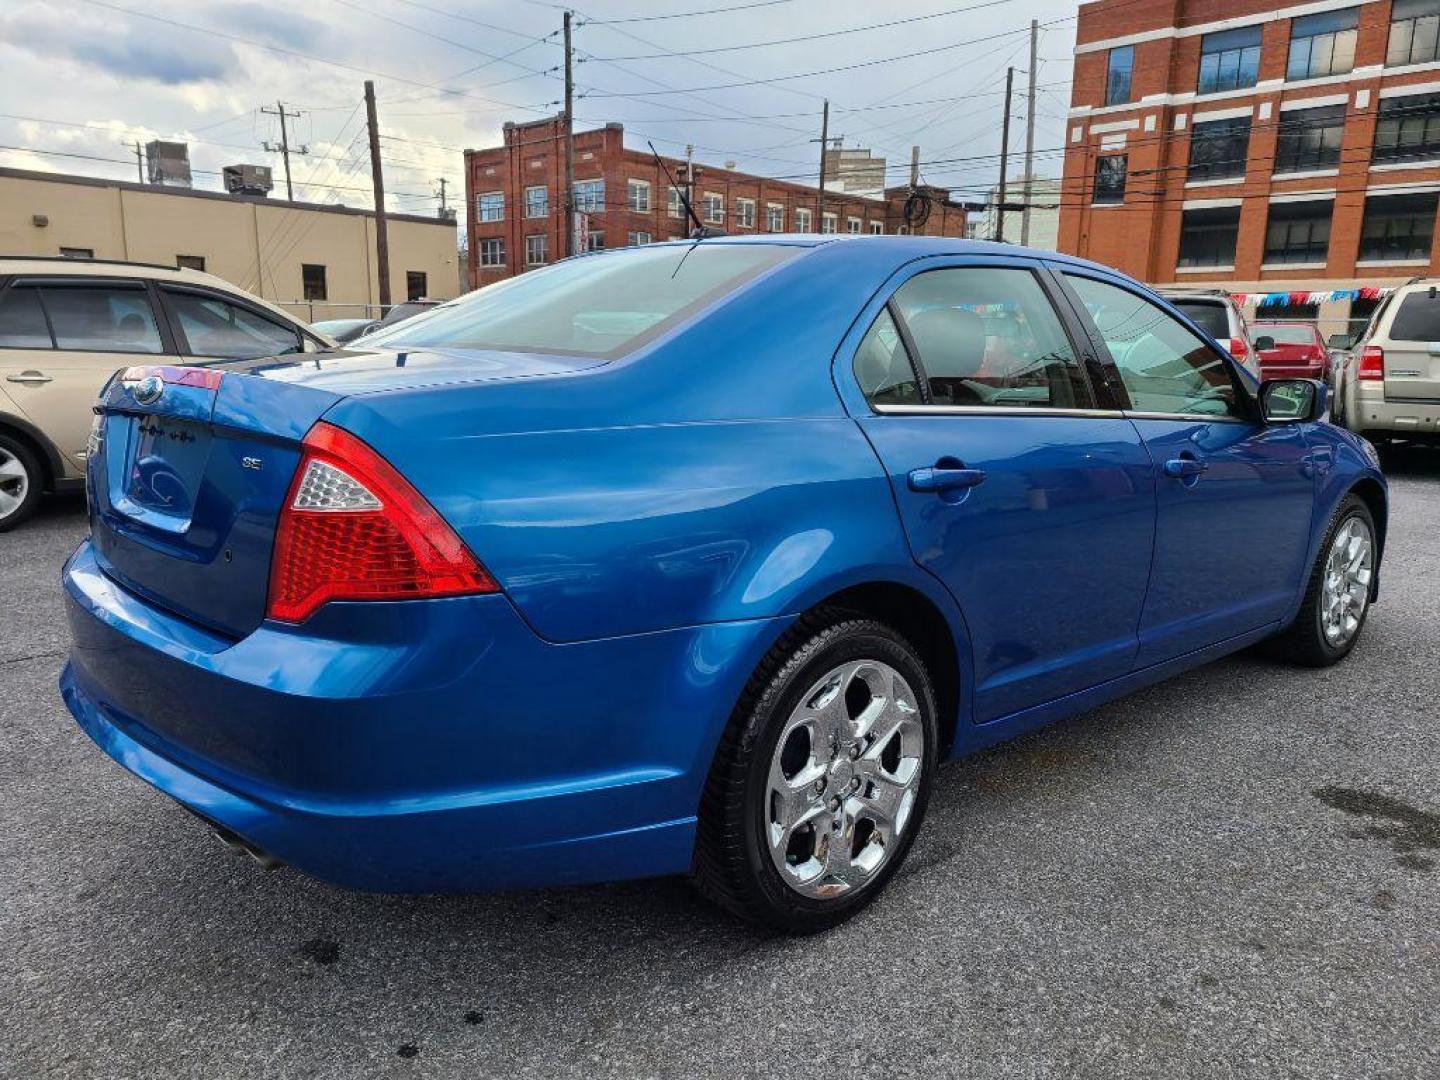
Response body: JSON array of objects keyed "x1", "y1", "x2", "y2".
[{"x1": 0, "y1": 255, "x2": 329, "y2": 340}]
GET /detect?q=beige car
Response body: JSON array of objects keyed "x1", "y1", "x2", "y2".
[
  {"x1": 0, "y1": 257, "x2": 334, "y2": 529},
  {"x1": 1336, "y1": 276, "x2": 1440, "y2": 446}
]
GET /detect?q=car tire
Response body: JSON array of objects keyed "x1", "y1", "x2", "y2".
[
  {"x1": 0, "y1": 431, "x2": 42, "y2": 532},
  {"x1": 1266, "y1": 494, "x2": 1377, "y2": 668},
  {"x1": 692, "y1": 609, "x2": 939, "y2": 933}
]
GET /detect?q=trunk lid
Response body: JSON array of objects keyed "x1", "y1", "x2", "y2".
[
  {"x1": 1382, "y1": 290, "x2": 1440, "y2": 402},
  {"x1": 88, "y1": 347, "x2": 603, "y2": 638}
]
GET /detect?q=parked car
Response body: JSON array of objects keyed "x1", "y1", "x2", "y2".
[
  {"x1": 0, "y1": 256, "x2": 335, "y2": 530},
  {"x1": 1336, "y1": 277, "x2": 1440, "y2": 444},
  {"x1": 1156, "y1": 288, "x2": 1261, "y2": 376},
  {"x1": 1250, "y1": 320, "x2": 1331, "y2": 381},
  {"x1": 311, "y1": 317, "x2": 380, "y2": 344},
  {"x1": 61, "y1": 238, "x2": 1386, "y2": 932}
]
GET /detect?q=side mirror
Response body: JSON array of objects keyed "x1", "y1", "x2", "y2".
[
  {"x1": 1252, "y1": 335, "x2": 1275, "y2": 352},
  {"x1": 1327, "y1": 333, "x2": 1351, "y2": 349},
  {"x1": 1260, "y1": 378, "x2": 1326, "y2": 423}
]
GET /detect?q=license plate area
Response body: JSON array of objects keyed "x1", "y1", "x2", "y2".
[{"x1": 110, "y1": 414, "x2": 214, "y2": 531}]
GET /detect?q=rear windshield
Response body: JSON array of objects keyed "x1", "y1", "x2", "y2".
[
  {"x1": 1169, "y1": 300, "x2": 1229, "y2": 339},
  {"x1": 371, "y1": 243, "x2": 797, "y2": 358},
  {"x1": 1255, "y1": 324, "x2": 1316, "y2": 345},
  {"x1": 1388, "y1": 290, "x2": 1440, "y2": 342}
]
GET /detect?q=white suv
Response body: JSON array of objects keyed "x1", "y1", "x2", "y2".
[
  {"x1": 1337, "y1": 277, "x2": 1440, "y2": 445},
  {"x1": 1157, "y1": 289, "x2": 1261, "y2": 378}
]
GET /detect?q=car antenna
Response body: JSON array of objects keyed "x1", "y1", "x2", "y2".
[{"x1": 648, "y1": 141, "x2": 724, "y2": 240}]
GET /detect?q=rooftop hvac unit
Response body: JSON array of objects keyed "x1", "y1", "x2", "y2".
[
  {"x1": 437, "y1": 206, "x2": 457, "y2": 223},
  {"x1": 223, "y1": 164, "x2": 274, "y2": 196},
  {"x1": 145, "y1": 140, "x2": 192, "y2": 187}
]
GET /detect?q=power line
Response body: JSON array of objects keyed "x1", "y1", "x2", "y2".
[{"x1": 581, "y1": 0, "x2": 799, "y2": 24}]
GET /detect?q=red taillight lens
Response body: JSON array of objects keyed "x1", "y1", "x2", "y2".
[
  {"x1": 1230, "y1": 336, "x2": 1248, "y2": 358},
  {"x1": 266, "y1": 422, "x2": 497, "y2": 623},
  {"x1": 1358, "y1": 346, "x2": 1385, "y2": 381}
]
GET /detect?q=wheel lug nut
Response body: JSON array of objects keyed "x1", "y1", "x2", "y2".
[
  {"x1": 851, "y1": 777, "x2": 861, "y2": 791},
  {"x1": 829, "y1": 796, "x2": 841, "y2": 811},
  {"x1": 814, "y1": 779, "x2": 826, "y2": 795},
  {"x1": 848, "y1": 743, "x2": 861, "y2": 760}
]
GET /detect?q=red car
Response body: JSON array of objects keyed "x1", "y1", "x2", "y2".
[{"x1": 1251, "y1": 321, "x2": 1330, "y2": 380}]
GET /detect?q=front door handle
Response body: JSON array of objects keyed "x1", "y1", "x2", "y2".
[
  {"x1": 1162, "y1": 457, "x2": 1208, "y2": 478},
  {"x1": 6, "y1": 371, "x2": 52, "y2": 384},
  {"x1": 908, "y1": 466, "x2": 987, "y2": 493}
]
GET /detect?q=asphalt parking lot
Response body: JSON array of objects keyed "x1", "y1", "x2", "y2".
[{"x1": 3, "y1": 449, "x2": 1439, "y2": 1080}]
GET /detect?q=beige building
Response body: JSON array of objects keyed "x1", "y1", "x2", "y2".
[{"x1": 0, "y1": 166, "x2": 460, "y2": 320}]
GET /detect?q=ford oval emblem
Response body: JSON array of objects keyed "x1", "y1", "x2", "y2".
[{"x1": 133, "y1": 375, "x2": 164, "y2": 406}]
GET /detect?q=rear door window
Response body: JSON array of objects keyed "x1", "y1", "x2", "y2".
[
  {"x1": 1067, "y1": 274, "x2": 1245, "y2": 419},
  {"x1": 0, "y1": 286, "x2": 53, "y2": 349},
  {"x1": 1169, "y1": 299, "x2": 1229, "y2": 339},
  {"x1": 161, "y1": 289, "x2": 302, "y2": 359},
  {"x1": 887, "y1": 267, "x2": 1088, "y2": 409},
  {"x1": 1387, "y1": 290, "x2": 1440, "y2": 341},
  {"x1": 39, "y1": 285, "x2": 164, "y2": 354}
]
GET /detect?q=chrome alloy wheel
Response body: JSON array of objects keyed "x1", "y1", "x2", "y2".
[
  {"x1": 765, "y1": 659, "x2": 924, "y2": 900},
  {"x1": 1321, "y1": 516, "x2": 1374, "y2": 647},
  {"x1": 0, "y1": 445, "x2": 29, "y2": 522}
]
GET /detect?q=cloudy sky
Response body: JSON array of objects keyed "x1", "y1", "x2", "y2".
[{"x1": 1, "y1": 0, "x2": 1080, "y2": 236}]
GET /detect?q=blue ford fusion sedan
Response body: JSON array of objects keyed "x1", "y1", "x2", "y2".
[{"x1": 61, "y1": 237, "x2": 1386, "y2": 932}]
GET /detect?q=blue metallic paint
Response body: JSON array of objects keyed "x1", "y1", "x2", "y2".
[{"x1": 60, "y1": 237, "x2": 1387, "y2": 894}]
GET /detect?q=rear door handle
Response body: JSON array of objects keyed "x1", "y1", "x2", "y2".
[
  {"x1": 1162, "y1": 457, "x2": 1207, "y2": 478},
  {"x1": 908, "y1": 466, "x2": 987, "y2": 493},
  {"x1": 6, "y1": 371, "x2": 52, "y2": 384}
]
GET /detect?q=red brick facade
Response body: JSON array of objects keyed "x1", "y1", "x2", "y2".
[
  {"x1": 464, "y1": 117, "x2": 968, "y2": 283},
  {"x1": 1060, "y1": 0, "x2": 1440, "y2": 302}
]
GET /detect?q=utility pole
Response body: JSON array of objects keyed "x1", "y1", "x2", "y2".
[
  {"x1": 909, "y1": 144, "x2": 920, "y2": 189},
  {"x1": 131, "y1": 141, "x2": 145, "y2": 183},
  {"x1": 261, "y1": 100, "x2": 309, "y2": 201},
  {"x1": 1021, "y1": 20, "x2": 1039, "y2": 247},
  {"x1": 364, "y1": 81, "x2": 391, "y2": 311},
  {"x1": 435, "y1": 177, "x2": 449, "y2": 218},
  {"x1": 563, "y1": 11, "x2": 576, "y2": 256},
  {"x1": 996, "y1": 67, "x2": 1014, "y2": 243},
  {"x1": 814, "y1": 99, "x2": 830, "y2": 229}
]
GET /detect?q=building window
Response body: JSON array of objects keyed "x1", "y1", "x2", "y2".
[
  {"x1": 406, "y1": 271, "x2": 427, "y2": 301},
  {"x1": 1264, "y1": 200, "x2": 1334, "y2": 264},
  {"x1": 1388, "y1": 0, "x2": 1440, "y2": 67},
  {"x1": 175, "y1": 254, "x2": 205, "y2": 271},
  {"x1": 795, "y1": 208, "x2": 813, "y2": 231},
  {"x1": 479, "y1": 238, "x2": 506, "y2": 267},
  {"x1": 1359, "y1": 192, "x2": 1438, "y2": 261},
  {"x1": 477, "y1": 191, "x2": 504, "y2": 222},
  {"x1": 573, "y1": 179, "x2": 604, "y2": 213},
  {"x1": 736, "y1": 198, "x2": 756, "y2": 228},
  {"x1": 668, "y1": 186, "x2": 685, "y2": 218},
  {"x1": 302, "y1": 263, "x2": 327, "y2": 301},
  {"x1": 1094, "y1": 154, "x2": 1127, "y2": 204},
  {"x1": 846, "y1": 217, "x2": 862, "y2": 234},
  {"x1": 1274, "y1": 104, "x2": 1346, "y2": 172},
  {"x1": 766, "y1": 204, "x2": 784, "y2": 231},
  {"x1": 1105, "y1": 45, "x2": 1134, "y2": 106},
  {"x1": 703, "y1": 192, "x2": 724, "y2": 224},
  {"x1": 525, "y1": 233, "x2": 548, "y2": 266},
  {"x1": 627, "y1": 179, "x2": 651, "y2": 212},
  {"x1": 1374, "y1": 92, "x2": 1440, "y2": 164},
  {"x1": 586, "y1": 231, "x2": 605, "y2": 252},
  {"x1": 821, "y1": 212, "x2": 837, "y2": 234},
  {"x1": 1198, "y1": 27, "x2": 1262, "y2": 94},
  {"x1": 1177, "y1": 206, "x2": 1241, "y2": 268},
  {"x1": 869, "y1": 221, "x2": 883, "y2": 234},
  {"x1": 59, "y1": 247, "x2": 93, "y2": 259},
  {"x1": 524, "y1": 185, "x2": 548, "y2": 219},
  {"x1": 627, "y1": 230, "x2": 651, "y2": 246},
  {"x1": 1187, "y1": 116, "x2": 1251, "y2": 182},
  {"x1": 1287, "y1": 8, "x2": 1358, "y2": 81}
]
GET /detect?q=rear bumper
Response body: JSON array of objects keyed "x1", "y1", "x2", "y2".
[
  {"x1": 1349, "y1": 386, "x2": 1440, "y2": 436},
  {"x1": 1260, "y1": 363, "x2": 1325, "y2": 380},
  {"x1": 61, "y1": 541, "x2": 786, "y2": 892}
]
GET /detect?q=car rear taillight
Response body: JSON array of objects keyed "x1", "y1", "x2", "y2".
[
  {"x1": 266, "y1": 422, "x2": 497, "y2": 623},
  {"x1": 1229, "y1": 337, "x2": 1249, "y2": 358},
  {"x1": 1358, "y1": 346, "x2": 1385, "y2": 381}
]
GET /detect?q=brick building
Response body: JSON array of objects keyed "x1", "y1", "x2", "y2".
[
  {"x1": 1061, "y1": 0, "x2": 1440, "y2": 334},
  {"x1": 464, "y1": 116, "x2": 969, "y2": 283}
]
